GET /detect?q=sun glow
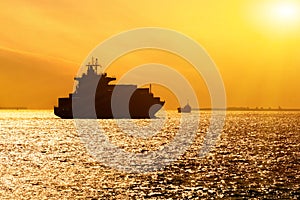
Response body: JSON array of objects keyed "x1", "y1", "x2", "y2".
[
  {"x1": 246, "y1": 0, "x2": 300, "y2": 36},
  {"x1": 272, "y1": 1, "x2": 299, "y2": 23}
]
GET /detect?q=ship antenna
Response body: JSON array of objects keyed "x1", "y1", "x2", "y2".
[{"x1": 95, "y1": 58, "x2": 98, "y2": 73}]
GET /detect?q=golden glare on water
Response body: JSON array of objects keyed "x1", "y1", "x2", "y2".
[{"x1": 0, "y1": 110, "x2": 299, "y2": 198}]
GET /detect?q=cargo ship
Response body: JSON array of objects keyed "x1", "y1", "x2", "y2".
[{"x1": 54, "y1": 58, "x2": 165, "y2": 119}]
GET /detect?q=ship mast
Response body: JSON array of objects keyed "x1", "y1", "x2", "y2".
[
  {"x1": 94, "y1": 58, "x2": 100, "y2": 73},
  {"x1": 86, "y1": 57, "x2": 101, "y2": 74}
]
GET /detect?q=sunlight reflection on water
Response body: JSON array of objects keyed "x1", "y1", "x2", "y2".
[{"x1": 0, "y1": 110, "x2": 299, "y2": 198}]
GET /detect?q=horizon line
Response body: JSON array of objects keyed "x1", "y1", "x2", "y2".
[{"x1": 1, "y1": 106, "x2": 300, "y2": 111}]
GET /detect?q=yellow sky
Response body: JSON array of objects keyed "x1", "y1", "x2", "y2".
[{"x1": 0, "y1": 0, "x2": 299, "y2": 109}]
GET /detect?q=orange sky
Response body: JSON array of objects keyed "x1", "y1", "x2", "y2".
[{"x1": 0, "y1": 0, "x2": 299, "y2": 109}]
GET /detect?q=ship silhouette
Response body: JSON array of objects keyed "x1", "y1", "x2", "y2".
[
  {"x1": 54, "y1": 58, "x2": 165, "y2": 119},
  {"x1": 177, "y1": 101, "x2": 191, "y2": 113}
]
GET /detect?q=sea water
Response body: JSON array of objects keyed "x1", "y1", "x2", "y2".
[{"x1": 0, "y1": 110, "x2": 299, "y2": 199}]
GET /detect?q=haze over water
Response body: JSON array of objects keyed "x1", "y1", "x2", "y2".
[{"x1": 0, "y1": 110, "x2": 299, "y2": 199}]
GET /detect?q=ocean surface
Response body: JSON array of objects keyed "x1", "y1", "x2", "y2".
[{"x1": 0, "y1": 110, "x2": 299, "y2": 199}]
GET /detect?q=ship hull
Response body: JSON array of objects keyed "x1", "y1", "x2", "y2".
[
  {"x1": 54, "y1": 91, "x2": 165, "y2": 119},
  {"x1": 177, "y1": 109, "x2": 191, "y2": 113},
  {"x1": 54, "y1": 100, "x2": 164, "y2": 119},
  {"x1": 177, "y1": 107, "x2": 191, "y2": 113}
]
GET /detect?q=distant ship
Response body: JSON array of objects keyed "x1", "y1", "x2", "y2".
[
  {"x1": 54, "y1": 58, "x2": 165, "y2": 119},
  {"x1": 177, "y1": 101, "x2": 191, "y2": 113}
]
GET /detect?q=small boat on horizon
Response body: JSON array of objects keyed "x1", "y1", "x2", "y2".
[{"x1": 177, "y1": 101, "x2": 191, "y2": 113}]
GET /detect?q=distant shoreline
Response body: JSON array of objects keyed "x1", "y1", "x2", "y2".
[
  {"x1": 0, "y1": 107, "x2": 300, "y2": 111},
  {"x1": 0, "y1": 107, "x2": 28, "y2": 110}
]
